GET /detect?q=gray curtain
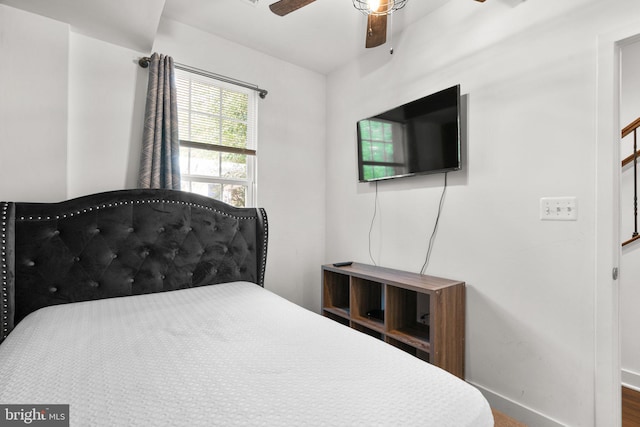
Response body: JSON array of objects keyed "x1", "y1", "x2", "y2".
[{"x1": 138, "y1": 53, "x2": 181, "y2": 190}]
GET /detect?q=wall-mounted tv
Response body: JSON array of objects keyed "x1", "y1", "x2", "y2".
[{"x1": 356, "y1": 84, "x2": 461, "y2": 182}]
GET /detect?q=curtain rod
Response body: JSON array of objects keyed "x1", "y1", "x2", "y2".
[{"x1": 138, "y1": 56, "x2": 268, "y2": 99}]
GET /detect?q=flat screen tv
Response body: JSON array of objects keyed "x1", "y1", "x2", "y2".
[{"x1": 356, "y1": 84, "x2": 461, "y2": 182}]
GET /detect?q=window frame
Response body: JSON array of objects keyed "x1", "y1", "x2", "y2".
[{"x1": 176, "y1": 69, "x2": 258, "y2": 207}]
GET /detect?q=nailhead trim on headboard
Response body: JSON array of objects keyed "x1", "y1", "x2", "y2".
[
  {"x1": 17, "y1": 199, "x2": 258, "y2": 222},
  {"x1": 1, "y1": 202, "x2": 9, "y2": 341},
  {"x1": 258, "y1": 207, "x2": 268, "y2": 287}
]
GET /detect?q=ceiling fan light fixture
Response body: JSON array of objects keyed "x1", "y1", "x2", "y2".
[{"x1": 352, "y1": 0, "x2": 408, "y2": 16}]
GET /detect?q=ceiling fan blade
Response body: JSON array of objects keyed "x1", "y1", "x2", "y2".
[
  {"x1": 474, "y1": 0, "x2": 486, "y2": 2},
  {"x1": 365, "y1": 14, "x2": 387, "y2": 48},
  {"x1": 269, "y1": 0, "x2": 316, "y2": 16}
]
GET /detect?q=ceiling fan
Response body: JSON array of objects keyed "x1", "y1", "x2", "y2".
[{"x1": 269, "y1": 0, "x2": 487, "y2": 49}]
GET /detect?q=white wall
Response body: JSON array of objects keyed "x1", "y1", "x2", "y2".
[
  {"x1": 0, "y1": 4, "x2": 146, "y2": 202},
  {"x1": 620, "y1": 40, "x2": 640, "y2": 391},
  {"x1": 0, "y1": 5, "x2": 68, "y2": 201},
  {"x1": 325, "y1": 0, "x2": 640, "y2": 425},
  {"x1": 67, "y1": 33, "x2": 148, "y2": 197},
  {"x1": 153, "y1": 18, "x2": 327, "y2": 310}
]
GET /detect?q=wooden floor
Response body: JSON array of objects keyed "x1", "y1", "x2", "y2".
[
  {"x1": 623, "y1": 386, "x2": 640, "y2": 427},
  {"x1": 493, "y1": 409, "x2": 527, "y2": 427},
  {"x1": 491, "y1": 386, "x2": 640, "y2": 427}
]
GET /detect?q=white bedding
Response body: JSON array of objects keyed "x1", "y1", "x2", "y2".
[{"x1": 0, "y1": 282, "x2": 493, "y2": 426}]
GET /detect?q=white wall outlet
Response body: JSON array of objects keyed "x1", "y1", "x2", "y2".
[{"x1": 540, "y1": 197, "x2": 578, "y2": 221}]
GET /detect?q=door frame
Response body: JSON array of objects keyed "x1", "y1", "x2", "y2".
[{"x1": 596, "y1": 22, "x2": 640, "y2": 426}]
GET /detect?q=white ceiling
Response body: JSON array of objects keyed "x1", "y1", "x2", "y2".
[
  {"x1": 0, "y1": 0, "x2": 473, "y2": 74},
  {"x1": 161, "y1": 0, "x2": 453, "y2": 74},
  {"x1": 0, "y1": 0, "x2": 165, "y2": 53}
]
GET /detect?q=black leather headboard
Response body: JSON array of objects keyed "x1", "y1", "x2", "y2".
[{"x1": 1, "y1": 189, "x2": 268, "y2": 343}]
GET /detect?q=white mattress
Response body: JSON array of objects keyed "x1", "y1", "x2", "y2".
[{"x1": 0, "y1": 282, "x2": 493, "y2": 426}]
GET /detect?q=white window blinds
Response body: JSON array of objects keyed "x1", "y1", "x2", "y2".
[{"x1": 175, "y1": 68, "x2": 258, "y2": 207}]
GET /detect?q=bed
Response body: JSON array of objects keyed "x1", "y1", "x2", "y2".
[{"x1": 0, "y1": 189, "x2": 493, "y2": 426}]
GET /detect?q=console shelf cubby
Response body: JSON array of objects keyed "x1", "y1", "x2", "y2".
[{"x1": 322, "y1": 262, "x2": 465, "y2": 378}]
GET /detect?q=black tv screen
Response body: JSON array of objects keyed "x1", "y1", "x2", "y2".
[{"x1": 356, "y1": 85, "x2": 461, "y2": 182}]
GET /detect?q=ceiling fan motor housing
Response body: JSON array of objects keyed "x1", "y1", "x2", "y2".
[{"x1": 352, "y1": 0, "x2": 409, "y2": 16}]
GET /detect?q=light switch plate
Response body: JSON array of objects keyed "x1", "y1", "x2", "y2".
[{"x1": 540, "y1": 197, "x2": 578, "y2": 221}]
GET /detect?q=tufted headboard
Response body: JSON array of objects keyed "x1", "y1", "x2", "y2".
[{"x1": 1, "y1": 189, "x2": 268, "y2": 343}]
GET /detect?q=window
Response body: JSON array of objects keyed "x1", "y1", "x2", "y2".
[
  {"x1": 176, "y1": 69, "x2": 257, "y2": 207},
  {"x1": 358, "y1": 119, "x2": 407, "y2": 180}
]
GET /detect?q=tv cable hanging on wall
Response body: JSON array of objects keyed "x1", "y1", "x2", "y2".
[
  {"x1": 420, "y1": 172, "x2": 449, "y2": 275},
  {"x1": 368, "y1": 181, "x2": 379, "y2": 266}
]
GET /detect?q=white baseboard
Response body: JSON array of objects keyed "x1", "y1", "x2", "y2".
[
  {"x1": 467, "y1": 381, "x2": 566, "y2": 427},
  {"x1": 622, "y1": 368, "x2": 640, "y2": 392}
]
